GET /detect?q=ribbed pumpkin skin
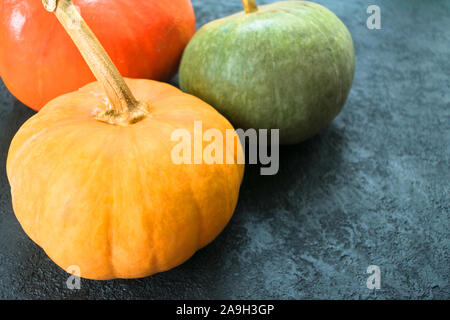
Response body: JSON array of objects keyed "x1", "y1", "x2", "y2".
[
  {"x1": 6, "y1": 79, "x2": 244, "y2": 280},
  {"x1": 179, "y1": 1, "x2": 355, "y2": 144},
  {"x1": 0, "y1": 0, "x2": 195, "y2": 110}
]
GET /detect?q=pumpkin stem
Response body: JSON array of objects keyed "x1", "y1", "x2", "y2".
[
  {"x1": 42, "y1": 0, "x2": 148, "y2": 125},
  {"x1": 241, "y1": 0, "x2": 259, "y2": 13}
]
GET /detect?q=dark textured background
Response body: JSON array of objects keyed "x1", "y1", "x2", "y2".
[{"x1": 0, "y1": 0, "x2": 449, "y2": 299}]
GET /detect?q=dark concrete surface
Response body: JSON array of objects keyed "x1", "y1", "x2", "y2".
[{"x1": 0, "y1": 0, "x2": 449, "y2": 299}]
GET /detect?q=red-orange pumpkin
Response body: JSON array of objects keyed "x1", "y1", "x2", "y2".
[{"x1": 0, "y1": 0, "x2": 196, "y2": 110}]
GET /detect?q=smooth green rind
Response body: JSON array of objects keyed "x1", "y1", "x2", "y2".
[{"x1": 179, "y1": 1, "x2": 355, "y2": 144}]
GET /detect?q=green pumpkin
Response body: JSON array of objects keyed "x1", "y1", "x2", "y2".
[{"x1": 179, "y1": 0, "x2": 355, "y2": 144}]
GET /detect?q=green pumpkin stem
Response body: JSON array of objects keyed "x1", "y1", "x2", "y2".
[{"x1": 242, "y1": 0, "x2": 259, "y2": 14}]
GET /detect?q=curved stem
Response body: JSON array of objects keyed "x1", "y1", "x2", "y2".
[
  {"x1": 42, "y1": 0, "x2": 147, "y2": 125},
  {"x1": 241, "y1": 0, "x2": 258, "y2": 13}
]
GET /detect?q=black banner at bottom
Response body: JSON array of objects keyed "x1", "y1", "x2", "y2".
[{"x1": 0, "y1": 299, "x2": 445, "y2": 317}]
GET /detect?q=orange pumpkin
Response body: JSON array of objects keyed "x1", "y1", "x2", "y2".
[
  {"x1": 6, "y1": 0, "x2": 244, "y2": 280},
  {"x1": 0, "y1": 0, "x2": 195, "y2": 111}
]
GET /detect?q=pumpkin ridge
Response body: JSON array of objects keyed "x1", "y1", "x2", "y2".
[
  {"x1": 126, "y1": 128, "x2": 160, "y2": 275},
  {"x1": 104, "y1": 138, "x2": 118, "y2": 279},
  {"x1": 135, "y1": 118, "x2": 199, "y2": 274},
  {"x1": 185, "y1": 165, "x2": 205, "y2": 251},
  {"x1": 47, "y1": 126, "x2": 120, "y2": 278}
]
